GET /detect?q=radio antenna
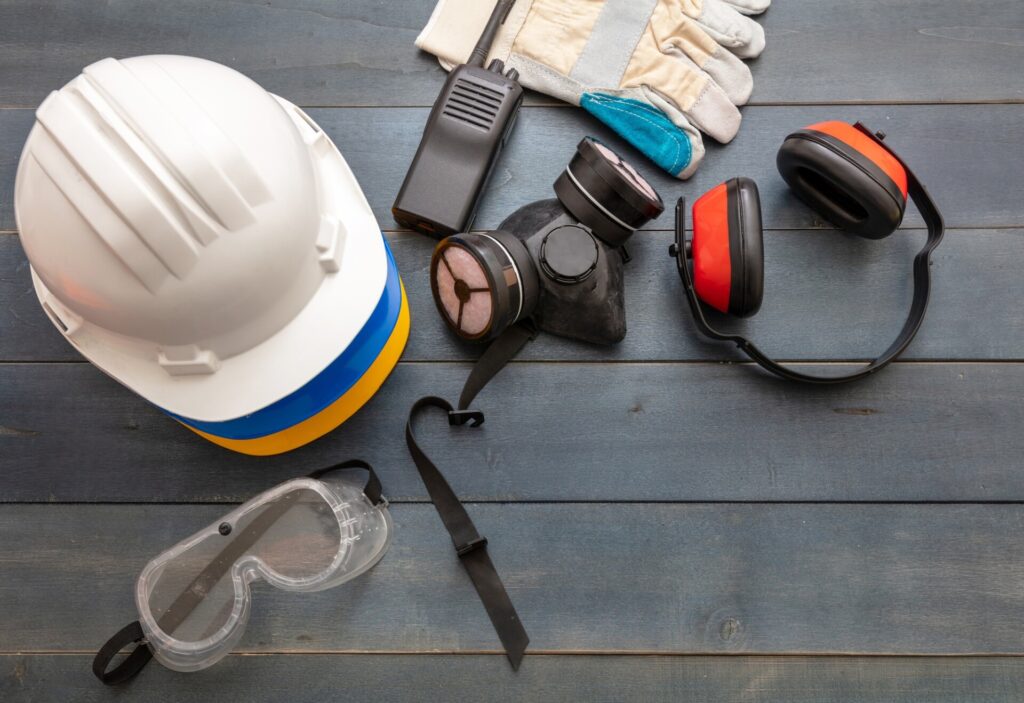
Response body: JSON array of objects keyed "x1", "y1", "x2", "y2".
[{"x1": 467, "y1": 0, "x2": 517, "y2": 67}]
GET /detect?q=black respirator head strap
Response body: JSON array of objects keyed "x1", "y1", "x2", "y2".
[
  {"x1": 457, "y1": 320, "x2": 538, "y2": 412},
  {"x1": 403, "y1": 320, "x2": 538, "y2": 669},
  {"x1": 671, "y1": 124, "x2": 944, "y2": 384}
]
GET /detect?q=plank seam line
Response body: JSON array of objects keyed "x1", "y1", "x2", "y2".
[
  {"x1": 5, "y1": 500, "x2": 1024, "y2": 507},
  {"x1": 397, "y1": 359, "x2": 1024, "y2": 366},
  {"x1": 3, "y1": 359, "x2": 1024, "y2": 366},
  {"x1": 6, "y1": 227, "x2": 1024, "y2": 236},
  {"x1": 2, "y1": 650, "x2": 1024, "y2": 658},
  {"x1": 4, "y1": 99, "x2": 1024, "y2": 110}
]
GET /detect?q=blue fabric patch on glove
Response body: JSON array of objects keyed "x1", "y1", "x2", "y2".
[{"x1": 581, "y1": 93, "x2": 692, "y2": 177}]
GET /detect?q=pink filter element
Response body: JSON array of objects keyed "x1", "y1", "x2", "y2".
[
  {"x1": 592, "y1": 141, "x2": 658, "y2": 201},
  {"x1": 435, "y1": 257, "x2": 462, "y2": 324},
  {"x1": 435, "y1": 244, "x2": 494, "y2": 337}
]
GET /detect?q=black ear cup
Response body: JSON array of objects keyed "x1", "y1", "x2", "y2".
[
  {"x1": 554, "y1": 137, "x2": 664, "y2": 246},
  {"x1": 727, "y1": 178, "x2": 765, "y2": 318},
  {"x1": 430, "y1": 230, "x2": 539, "y2": 341},
  {"x1": 777, "y1": 122, "x2": 908, "y2": 240}
]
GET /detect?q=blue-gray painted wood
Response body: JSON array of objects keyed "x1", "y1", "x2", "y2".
[
  {"x1": 5, "y1": 655, "x2": 1024, "y2": 703},
  {"x1": 2, "y1": 362, "x2": 1022, "y2": 503},
  {"x1": 4, "y1": 228, "x2": 1023, "y2": 363},
  {"x1": 3, "y1": 0, "x2": 1023, "y2": 697},
  {"x1": 2, "y1": 503, "x2": 1023, "y2": 654},
  {"x1": 3, "y1": 105, "x2": 1024, "y2": 233},
  {"x1": 0, "y1": 0, "x2": 1021, "y2": 108}
]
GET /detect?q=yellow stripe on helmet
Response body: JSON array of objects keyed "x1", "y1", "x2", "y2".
[{"x1": 184, "y1": 283, "x2": 411, "y2": 456}]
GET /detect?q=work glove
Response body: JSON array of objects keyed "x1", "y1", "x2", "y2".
[{"x1": 417, "y1": 0, "x2": 770, "y2": 179}]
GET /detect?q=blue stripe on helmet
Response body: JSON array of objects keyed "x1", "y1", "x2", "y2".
[{"x1": 167, "y1": 237, "x2": 403, "y2": 440}]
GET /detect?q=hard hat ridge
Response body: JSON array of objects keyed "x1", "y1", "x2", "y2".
[{"x1": 15, "y1": 55, "x2": 409, "y2": 454}]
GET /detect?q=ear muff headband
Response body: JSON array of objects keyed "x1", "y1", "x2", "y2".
[{"x1": 671, "y1": 123, "x2": 944, "y2": 384}]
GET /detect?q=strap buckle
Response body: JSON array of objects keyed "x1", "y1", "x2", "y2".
[
  {"x1": 449, "y1": 409, "x2": 485, "y2": 427},
  {"x1": 456, "y1": 536, "x2": 489, "y2": 557}
]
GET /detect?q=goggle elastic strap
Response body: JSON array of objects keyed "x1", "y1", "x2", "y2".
[
  {"x1": 308, "y1": 458, "x2": 386, "y2": 506},
  {"x1": 92, "y1": 620, "x2": 152, "y2": 685},
  {"x1": 405, "y1": 320, "x2": 536, "y2": 670},
  {"x1": 93, "y1": 459, "x2": 385, "y2": 685}
]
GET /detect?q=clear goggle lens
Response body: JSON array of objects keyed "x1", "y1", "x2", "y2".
[{"x1": 136, "y1": 473, "x2": 391, "y2": 671}]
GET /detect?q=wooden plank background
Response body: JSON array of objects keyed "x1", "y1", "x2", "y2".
[
  {"x1": 1, "y1": 0, "x2": 1023, "y2": 700},
  {"x1": 3, "y1": 362, "x2": 1024, "y2": 502},
  {"x1": 4, "y1": 503, "x2": 1024, "y2": 653},
  {"x1": 6, "y1": 656, "x2": 1024, "y2": 703},
  {"x1": 0, "y1": 0, "x2": 1021, "y2": 107}
]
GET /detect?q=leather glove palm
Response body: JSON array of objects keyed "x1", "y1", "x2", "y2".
[{"x1": 417, "y1": 0, "x2": 769, "y2": 179}]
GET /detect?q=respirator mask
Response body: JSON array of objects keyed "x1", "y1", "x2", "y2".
[
  {"x1": 430, "y1": 137, "x2": 664, "y2": 346},
  {"x1": 407, "y1": 138, "x2": 664, "y2": 670}
]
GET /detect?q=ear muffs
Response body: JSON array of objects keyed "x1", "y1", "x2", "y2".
[
  {"x1": 777, "y1": 121, "x2": 908, "y2": 239},
  {"x1": 690, "y1": 177, "x2": 764, "y2": 318},
  {"x1": 671, "y1": 121, "x2": 945, "y2": 385}
]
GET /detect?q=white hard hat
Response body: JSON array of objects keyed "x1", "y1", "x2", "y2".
[{"x1": 14, "y1": 55, "x2": 410, "y2": 455}]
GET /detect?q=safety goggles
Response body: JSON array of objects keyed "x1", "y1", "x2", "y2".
[{"x1": 93, "y1": 460, "x2": 391, "y2": 684}]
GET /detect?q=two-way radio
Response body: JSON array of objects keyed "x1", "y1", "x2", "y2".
[{"x1": 392, "y1": 0, "x2": 523, "y2": 238}]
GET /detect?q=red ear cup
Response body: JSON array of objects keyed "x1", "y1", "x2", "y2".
[
  {"x1": 777, "y1": 121, "x2": 908, "y2": 239},
  {"x1": 691, "y1": 177, "x2": 764, "y2": 317}
]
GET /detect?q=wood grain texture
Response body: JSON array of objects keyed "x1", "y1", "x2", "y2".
[
  {"x1": 5, "y1": 655, "x2": 1024, "y2": 703},
  {"x1": 0, "y1": 0, "x2": 1021, "y2": 107},
  {"x1": 2, "y1": 362, "x2": 1022, "y2": 503},
  {"x1": 3, "y1": 104, "x2": 1024, "y2": 233},
  {"x1": 4, "y1": 227, "x2": 1023, "y2": 364},
  {"x1": 3, "y1": 0, "x2": 1023, "y2": 694},
  {"x1": 2, "y1": 503, "x2": 1024, "y2": 654}
]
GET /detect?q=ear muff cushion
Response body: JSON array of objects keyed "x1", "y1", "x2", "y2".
[
  {"x1": 726, "y1": 177, "x2": 764, "y2": 318},
  {"x1": 691, "y1": 178, "x2": 764, "y2": 317},
  {"x1": 777, "y1": 121, "x2": 907, "y2": 240}
]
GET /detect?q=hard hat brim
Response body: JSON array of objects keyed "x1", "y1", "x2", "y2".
[
  {"x1": 27, "y1": 100, "x2": 397, "y2": 427},
  {"x1": 170, "y1": 245, "x2": 410, "y2": 455}
]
